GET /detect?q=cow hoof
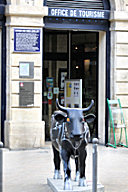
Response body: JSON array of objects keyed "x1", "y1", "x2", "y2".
[
  {"x1": 64, "y1": 179, "x2": 73, "y2": 190},
  {"x1": 79, "y1": 178, "x2": 87, "y2": 187},
  {"x1": 53, "y1": 170, "x2": 62, "y2": 179},
  {"x1": 75, "y1": 171, "x2": 80, "y2": 182}
]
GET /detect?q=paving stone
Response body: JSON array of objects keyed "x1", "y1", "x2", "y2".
[{"x1": 2, "y1": 143, "x2": 128, "y2": 192}]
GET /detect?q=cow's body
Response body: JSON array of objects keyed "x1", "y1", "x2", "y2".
[{"x1": 51, "y1": 99, "x2": 95, "y2": 190}]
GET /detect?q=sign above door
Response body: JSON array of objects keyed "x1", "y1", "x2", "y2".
[{"x1": 48, "y1": 7, "x2": 109, "y2": 20}]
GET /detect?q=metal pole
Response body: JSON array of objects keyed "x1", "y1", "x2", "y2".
[
  {"x1": 92, "y1": 138, "x2": 98, "y2": 192},
  {"x1": 68, "y1": 31, "x2": 71, "y2": 79}
]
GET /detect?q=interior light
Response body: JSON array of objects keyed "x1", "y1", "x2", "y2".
[
  {"x1": 84, "y1": 59, "x2": 90, "y2": 72},
  {"x1": 75, "y1": 46, "x2": 78, "y2": 50},
  {"x1": 76, "y1": 66, "x2": 79, "y2": 69}
]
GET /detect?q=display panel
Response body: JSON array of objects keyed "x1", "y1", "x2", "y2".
[
  {"x1": 19, "y1": 82, "x2": 34, "y2": 107},
  {"x1": 64, "y1": 79, "x2": 82, "y2": 108}
]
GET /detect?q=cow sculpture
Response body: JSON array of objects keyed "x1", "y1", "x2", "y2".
[{"x1": 51, "y1": 99, "x2": 95, "y2": 190}]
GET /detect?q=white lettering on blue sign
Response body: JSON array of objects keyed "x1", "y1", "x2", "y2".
[
  {"x1": 79, "y1": 10, "x2": 104, "y2": 18},
  {"x1": 70, "y1": 9, "x2": 77, "y2": 17},
  {"x1": 49, "y1": 8, "x2": 106, "y2": 19},
  {"x1": 14, "y1": 28, "x2": 40, "y2": 52},
  {"x1": 51, "y1": 9, "x2": 68, "y2": 17}
]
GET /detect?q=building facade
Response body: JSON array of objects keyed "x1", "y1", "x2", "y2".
[
  {"x1": 0, "y1": 0, "x2": 6, "y2": 144},
  {"x1": 1, "y1": 0, "x2": 128, "y2": 149}
]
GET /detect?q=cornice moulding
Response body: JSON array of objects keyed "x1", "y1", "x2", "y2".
[
  {"x1": 110, "y1": 11, "x2": 128, "y2": 21},
  {"x1": 5, "y1": 5, "x2": 48, "y2": 17}
]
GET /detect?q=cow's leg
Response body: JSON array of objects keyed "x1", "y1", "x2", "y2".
[
  {"x1": 79, "y1": 148, "x2": 87, "y2": 186},
  {"x1": 52, "y1": 144, "x2": 62, "y2": 179},
  {"x1": 75, "y1": 157, "x2": 80, "y2": 181},
  {"x1": 61, "y1": 148, "x2": 72, "y2": 190}
]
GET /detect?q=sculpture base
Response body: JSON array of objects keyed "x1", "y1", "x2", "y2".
[{"x1": 47, "y1": 178, "x2": 104, "y2": 192}]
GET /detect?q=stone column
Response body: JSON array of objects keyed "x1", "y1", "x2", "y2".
[
  {"x1": 5, "y1": 0, "x2": 48, "y2": 149},
  {"x1": 110, "y1": 6, "x2": 128, "y2": 140}
]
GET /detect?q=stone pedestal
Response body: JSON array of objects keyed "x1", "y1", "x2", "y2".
[{"x1": 47, "y1": 178, "x2": 104, "y2": 192}]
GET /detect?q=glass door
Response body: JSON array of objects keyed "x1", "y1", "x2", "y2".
[
  {"x1": 43, "y1": 29, "x2": 98, "y2": 140},
  {"x1": 43, "y1": 30, "x2": 68, "y2": 140},
  {"x1": 71, "y1": 32, "x2": 98, "y2": 140}
]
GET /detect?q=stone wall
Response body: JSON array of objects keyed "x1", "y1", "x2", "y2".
[
  {"x1": 4, "y1": 0, "x2": 48, "y2": 149},
  {"x1": 109, "y1": 1, "x2": 128, "y2": 142}
]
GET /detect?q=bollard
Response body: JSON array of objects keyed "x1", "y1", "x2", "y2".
[
  {"x1": 92, "y1": 138, "x2": 98, "y2": 192},
  {"x1": 0, "y1": 142, "x2": 3, "y2": 148},
  {"x1": 0, "y1": 142, "x2": 3, "y2": 192}
]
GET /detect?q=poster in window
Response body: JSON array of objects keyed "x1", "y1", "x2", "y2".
[{"x1": 59, "y1": 69, "x2": 67, "y2": 90}]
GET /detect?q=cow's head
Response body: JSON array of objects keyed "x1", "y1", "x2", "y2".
[{"x1": 56, "y1": 99, "x2": 94, "y2": 144}]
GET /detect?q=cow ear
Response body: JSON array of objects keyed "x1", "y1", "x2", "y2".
[
  {"x1": 84, "y1": 114, "x2": 96, "y2": 124},
  {"x1": 54, "y1": 114, "x2": 66, "y2": 123}
]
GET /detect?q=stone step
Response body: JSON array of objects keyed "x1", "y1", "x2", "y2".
[{"x1": 47, "y1": 178, "x2": 104, "y2": 192}]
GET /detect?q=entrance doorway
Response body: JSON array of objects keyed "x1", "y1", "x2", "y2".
[{"x1": 43, "y1": 29, "x2": 98, "y2": 141}]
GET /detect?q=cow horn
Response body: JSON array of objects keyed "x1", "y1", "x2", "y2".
[
  {"x1": 82, "y1": 100, "x2": 94, "y2": 112},
  {"x1": 56, "y1": 98, "x2": 94, "y2": 112},
  {"x1": 56, "y1": 99, "x2": 68, "y2": 113}
]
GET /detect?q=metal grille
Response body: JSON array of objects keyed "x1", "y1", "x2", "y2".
[{"x1": 45, "y1": 0, "x2": 104, "y2": 10}]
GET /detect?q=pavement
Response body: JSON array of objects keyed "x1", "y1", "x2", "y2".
[{"x1": 2, "y1": 142, "x2": 128, "y2": 192}]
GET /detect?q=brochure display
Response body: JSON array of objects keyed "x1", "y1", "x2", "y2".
[{"x1": 64, "y1": 79, "x2": 82, "y2": 108}]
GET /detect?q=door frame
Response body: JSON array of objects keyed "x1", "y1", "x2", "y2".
[{"x1": 43, "y1": 28, "x2": 110, "y2": 144}]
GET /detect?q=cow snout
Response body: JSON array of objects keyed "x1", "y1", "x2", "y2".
[{"x1": 70, "y1": 132, "x2": 83, "y2": 141}]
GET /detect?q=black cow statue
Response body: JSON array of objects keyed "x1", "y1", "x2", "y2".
[{"x1": 50, "y1": 99, "x2": 95, "y2": 190}]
